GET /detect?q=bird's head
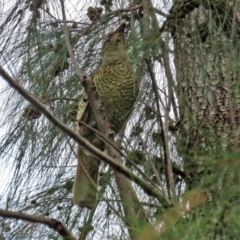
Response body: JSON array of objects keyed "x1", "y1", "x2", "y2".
[{"x1": 102, "y1": 22, "x2": 127, "y2": 64}]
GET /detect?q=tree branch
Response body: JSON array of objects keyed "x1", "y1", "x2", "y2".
[
  {"x1": 100, "y1": 3, "x2": 144, "y2": 20},
  {"x1": 80, "y1": 63, "x2": 138, "y2": 237},
  {"x1": 151, "y1": 7, "x2": 168, "y2": 17},
  {"x1": 0, "y1": 208, "x2": 76, "y2": 240}
]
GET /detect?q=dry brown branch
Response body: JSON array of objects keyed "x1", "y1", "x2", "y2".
[
  {"x1": 80, "y1": 73, "x2": 137, "y2": 236},
  {"x1": 151, "y1": 7, "x2": 168, "y2": 17},
  {"x1": 0, "y1": 208, "x2": 76, "y2": 240}
]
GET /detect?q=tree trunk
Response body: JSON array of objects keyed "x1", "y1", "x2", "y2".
[{"x1": 174, "y1": 1, "x2": 240, "y2": 187}]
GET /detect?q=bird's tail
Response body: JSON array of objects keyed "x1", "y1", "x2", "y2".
[{"x1": 73, "y1": 148, "x2": 100, "y2": 209}]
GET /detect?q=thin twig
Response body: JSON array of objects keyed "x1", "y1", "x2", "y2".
[
  {"x1": 162, "y1": 35, "x2": 177, "y2": 199},
  {"x1": 59, "y1": 0, "x2": 85, "y2": 80},
  {"x1": 151, "y1": 7, "x2": 168, "y2": 17},
  {"x1": 140, "y1": 137, "x2": 165, "y2": 190},
  {"x1": 79, "y1": 120, "x2": 158, "y2": 188},
  {"x1": 59, "y1": 3, "x2": 143, "y2": 44},
  {"x1": 161, "y1": 34, "x2": 179, "y2": 121},
  {"x1": 142, "y1": 2, "x2": 174, "y2": 198},
  {"x1": 100, "y1": 3, "x2": 143, "y2": 20},
  {"x1": 145, "y1": 59, "x2": 176, "y2": 199},
  {"x1": 145, "y1": 5, "x2": 177, "y2": 199},
  {"x1": 49, "y1": 97, "x2": 79, "y2": 102}
]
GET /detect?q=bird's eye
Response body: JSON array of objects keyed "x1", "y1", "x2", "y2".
[
  {"x1": 116, "y1": 38, "x2": 120, "y2": 43},
  {"x1": 106, "y1": 37, "x2": 111, "y2": 42}
]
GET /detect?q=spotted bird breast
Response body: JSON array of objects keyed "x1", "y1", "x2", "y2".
[{"x1": 93, "y1": 60, "x2": 138, "y2": 131}]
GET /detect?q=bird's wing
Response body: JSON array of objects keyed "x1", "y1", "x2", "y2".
[
  {"x1": 76, "y1": 93, "x2": 89, "y2": 123},
  {"x1": 73, "y1": 92, "x2": 100, "y2": 209}
]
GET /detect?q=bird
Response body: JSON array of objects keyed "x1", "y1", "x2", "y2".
[{"x1": 73, "y1": 22, "x2": 139, "y2": 209}]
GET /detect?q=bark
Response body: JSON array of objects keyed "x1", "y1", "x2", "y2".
[{"x1": 174, "y1": 2, "x2": 240, "y2": 187}]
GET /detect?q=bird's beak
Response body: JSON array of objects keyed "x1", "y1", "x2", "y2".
[{"x1": 114, "y1": 22, "x2": 127, "y2": 34}]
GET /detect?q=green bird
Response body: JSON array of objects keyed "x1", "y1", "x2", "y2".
[{"x1": 73, "y1": 22, "x2": 139, "y2": 209}]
